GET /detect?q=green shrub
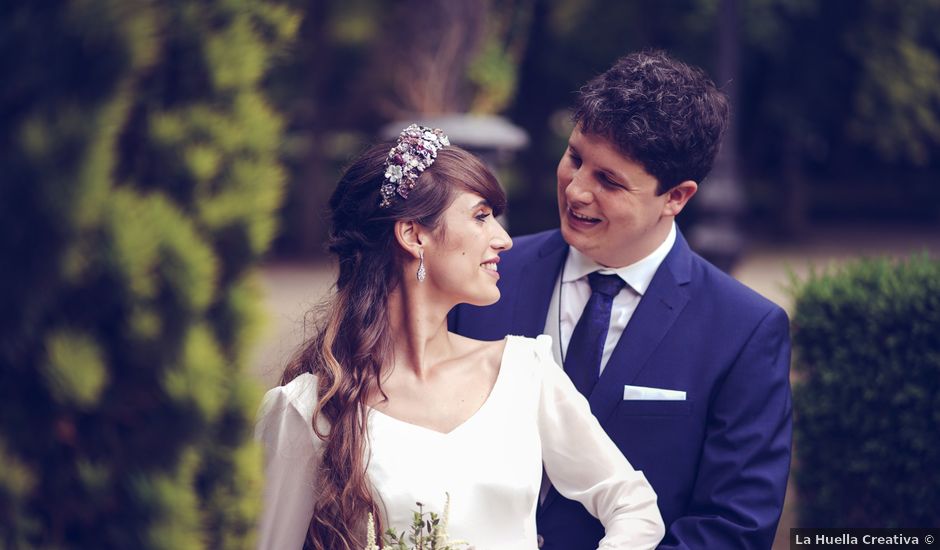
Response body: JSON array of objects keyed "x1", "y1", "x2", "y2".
[
  {"x1": 0, "y1": 1, "x2": 297, "y2": 548},
  {"x1": 791, "y1": 255, "x2": 940, "y2": 527}
]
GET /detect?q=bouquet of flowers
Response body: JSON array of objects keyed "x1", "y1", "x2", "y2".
[{"x1": 365, "y1": 493, "x2": 473, "y2": 550}]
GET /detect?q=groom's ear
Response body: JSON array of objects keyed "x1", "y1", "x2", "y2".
[
  {"x1": 393, "y1": 220, "x2": 424, "y2": 259},
  {"x1": 661, "y1": 180, "x2": 698, "y2": 217}
]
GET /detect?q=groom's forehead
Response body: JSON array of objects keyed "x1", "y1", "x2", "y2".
[
  {"x1": 572, "y1": 127, "x2": 634, "y2": 161},
  {"x1": 571, "y1": 129, "x2": 659, "y2": 183}
]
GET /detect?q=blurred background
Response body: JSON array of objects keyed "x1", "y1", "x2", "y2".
[
  {"x1": 2, "y1": 0, "x2": 938, "y2": 547},
  {"x1": 266, "y1": 0, "x2": 940, "y2": 254}
]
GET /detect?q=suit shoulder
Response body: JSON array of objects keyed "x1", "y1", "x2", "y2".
[
  {"x1": 502, "y1": 229, "x2": 564, "y2": 264},
  {"x1": 691, "y1": 252, "x2": 788, "y2": 321},
  {"x1": 510, "y1": 228, "x2": 561, "y2": 248}
]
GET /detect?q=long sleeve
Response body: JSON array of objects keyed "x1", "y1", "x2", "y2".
[
  {"x1": 534, "y1": 337, "x2": 665, "y2": 550},
  {"x1": 660, "y1": 307, "x2": 792, "y2": 549},
  {"x1": 255, "y1": 375, "x2": 321, "y2": 550}
]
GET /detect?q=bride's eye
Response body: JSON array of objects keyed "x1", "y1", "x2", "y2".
[{"x1": 475, "y1": 211, "x2": 491, "y2": 222}]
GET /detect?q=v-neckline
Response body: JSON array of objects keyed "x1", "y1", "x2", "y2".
[{"x1": 368, "y1": 336, "x2": 512, "y2": 437}]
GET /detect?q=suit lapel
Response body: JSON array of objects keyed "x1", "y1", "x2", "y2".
[
  {"x1": 587, "y1": 231, "x2": 694, "y2": 424},
  {"x1": 511, "y1": 232, "x2": 568, "y2": 338}
]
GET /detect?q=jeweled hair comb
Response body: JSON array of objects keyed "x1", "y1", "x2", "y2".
[{"x1": 380, "y1": 124, "x2": 450, "y2": 208}]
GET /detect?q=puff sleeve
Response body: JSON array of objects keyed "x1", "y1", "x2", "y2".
[{"x1": 255, "y1": 374, "x2": 321, "y2": 550}]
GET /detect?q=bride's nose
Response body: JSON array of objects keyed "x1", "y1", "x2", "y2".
[{"x1": 492, "y1": 224, "x2": 512, "y2": 251}]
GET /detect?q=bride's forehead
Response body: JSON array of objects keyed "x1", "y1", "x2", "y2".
[{"x1": 448, "y1": 191, "x2": 488, "y2": 211}]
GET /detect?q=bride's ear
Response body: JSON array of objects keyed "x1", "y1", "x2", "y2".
[{"x1": 393, "y1": 220, "x2": 425, "y2": 259}]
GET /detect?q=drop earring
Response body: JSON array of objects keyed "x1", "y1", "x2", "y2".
[{"x1": 416, "y1": 250, "x2": 427, "y2": 282}]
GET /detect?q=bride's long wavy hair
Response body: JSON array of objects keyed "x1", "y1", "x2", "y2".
[{"x1": 281, "y1": 141, "x2": 506, "y2": 550}]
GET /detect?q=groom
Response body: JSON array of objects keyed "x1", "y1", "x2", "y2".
[{"x1": 450, "y1": 51, "x2": 792, "y2": 549}]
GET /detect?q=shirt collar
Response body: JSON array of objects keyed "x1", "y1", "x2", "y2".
[{"x1": 562, "y1": 222, "x2": 676, "y2": 296}]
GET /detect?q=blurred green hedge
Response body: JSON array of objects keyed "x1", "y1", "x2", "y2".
[
  {"x1": 791, "y1": 255, "x2": 940, "y2": 527},
  {"x1": 0, "y1": 1, "x2": 297, "y2": 548}
]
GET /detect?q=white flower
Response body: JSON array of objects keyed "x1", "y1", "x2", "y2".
[
  {"x1": 440, "y1": 135, "x2": 450, "y2": 146},
  {"x1": 385, "y1": 164, "x2": 403, "y2": 182},
  {"x1": 365, "y1": 513, "x2": 379, "y2": 550}
]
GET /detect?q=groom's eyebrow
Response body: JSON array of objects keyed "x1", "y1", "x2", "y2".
[{"x1": 601, "y1": 166, "x2": 628, "y2": 185}]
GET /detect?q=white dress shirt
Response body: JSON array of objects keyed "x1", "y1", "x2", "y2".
[{"x1": 543, "y1": 222, "x2": 677, "y2": 372}]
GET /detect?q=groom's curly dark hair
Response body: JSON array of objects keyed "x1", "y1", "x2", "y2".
[{"x1": 574, "y1": 50, "x2": 730, "y2": 194}]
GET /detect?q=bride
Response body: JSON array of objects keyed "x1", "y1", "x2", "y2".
[{"x1": 256, "y1": 125, "x2": 664, "y2": 550}]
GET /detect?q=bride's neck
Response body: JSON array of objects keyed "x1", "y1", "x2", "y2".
[{"x1": 385, "y1": 282, "x2": 452, "y2": 380}]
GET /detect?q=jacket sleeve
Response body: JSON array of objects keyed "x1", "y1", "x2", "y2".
[
  {"x1": 255, "y1": 380, "x2": 320, "y2": 550},
  {"x1": 535, "y1": 337, "x2": 666, "y2": 550},
  {"x1": 660, "y1": 306, "x2": 792, "y2": 549}
]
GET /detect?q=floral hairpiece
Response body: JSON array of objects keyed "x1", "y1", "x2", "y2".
[{"x1": 380, "y1": 124, "x2": 450, "y2": 208}]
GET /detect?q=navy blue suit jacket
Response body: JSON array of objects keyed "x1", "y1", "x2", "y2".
[{"x1": 449, "y1": 229, "x2": 792, "y2": 549}]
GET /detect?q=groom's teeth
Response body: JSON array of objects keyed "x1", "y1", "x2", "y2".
[{"x1": 571, "y1": 210, "x2": 598, "y2": 222}]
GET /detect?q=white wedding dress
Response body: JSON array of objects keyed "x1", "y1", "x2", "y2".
[{"x1": 256, "y1": 335, "x2": 664, "y2": 550}]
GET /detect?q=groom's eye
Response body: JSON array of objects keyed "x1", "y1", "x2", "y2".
[
  {"x1": 567, "y1": 150, "x2": 582, "y2": 167},
  {"x1": 601, "y1": 174, "x2": 623, "y2": 188}
]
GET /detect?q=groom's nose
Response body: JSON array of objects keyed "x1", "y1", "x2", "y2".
[{"x1": 565, "y1": 169, "x2": 593, "y2": 206}]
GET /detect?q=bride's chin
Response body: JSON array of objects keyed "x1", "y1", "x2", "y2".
[{"x1": 461, "y1": 290, "x2": 501, "y2": 308}]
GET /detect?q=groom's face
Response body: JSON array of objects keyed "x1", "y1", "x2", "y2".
[{"x1": 557, "y1": 127, "x2": 673, "y2": 268}]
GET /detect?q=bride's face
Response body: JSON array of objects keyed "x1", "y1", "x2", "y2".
[{"x1": 422, "y1": 191, "x2": 512, "y2": 307}]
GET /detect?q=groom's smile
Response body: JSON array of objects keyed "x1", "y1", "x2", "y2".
[{"x1": 567, "y1": 207, "x2": 602, "y2": 226}]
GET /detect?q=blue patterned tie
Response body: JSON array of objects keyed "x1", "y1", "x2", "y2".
[{"x1": 564, "y1": 272, "x2": 627, "y2": 397}]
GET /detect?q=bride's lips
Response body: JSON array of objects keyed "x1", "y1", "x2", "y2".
[
  {"x1": 566, "y1": 207, "x2": 602, "y2": 230},
  {"x1": 481, "y1": 257, "x2": 500, "y2": 279}
]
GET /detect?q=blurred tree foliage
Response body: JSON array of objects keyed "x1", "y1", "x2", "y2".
[
  {"x1": 735, "y1": 0, "x2": 940, "y2": 233},
  {"x1": 0, "y1": 0, "x2": 297, "y2": 547}
]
